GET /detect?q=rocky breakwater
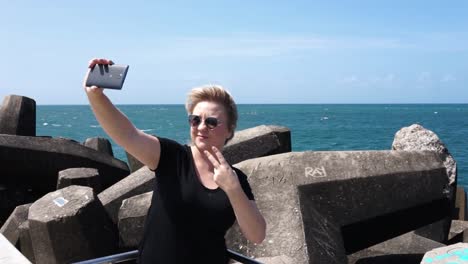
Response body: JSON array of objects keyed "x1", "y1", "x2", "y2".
[
  {"x1": 227, "y1": 123, "x2": 466, "y2": 264},
  {"x1": 0, "y1": 95, "x2": 130, "y2": 227},
  {"x1": 1, "y1": 94, "x2": 467, "y2": 264},
  {"x1": 0, "y1": 94, "x2": 293, "y2": 263}
]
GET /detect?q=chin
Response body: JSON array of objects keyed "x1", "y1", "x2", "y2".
[
  {"x1": 194, "y1": 139, "x2": 212, "y2": 151},
  {"x1": 194, "y1": 139, "x2": 224, "y2": 152}
]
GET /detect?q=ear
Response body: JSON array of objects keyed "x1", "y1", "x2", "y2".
[{"x1": 224, "y1": 129, "x2": 234, "y2": 145}]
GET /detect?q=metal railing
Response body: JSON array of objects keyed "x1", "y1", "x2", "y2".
[{"x1": 73, "y1": 249, "x2": 263, "y2": 264}]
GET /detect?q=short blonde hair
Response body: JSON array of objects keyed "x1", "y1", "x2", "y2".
[{"x1": 185, "y1": 85, "x2": 238, "y2": 143}]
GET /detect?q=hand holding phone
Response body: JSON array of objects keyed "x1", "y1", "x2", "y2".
[{"x1": 85, "y1": 60, "x2": 129, "y2": 90}]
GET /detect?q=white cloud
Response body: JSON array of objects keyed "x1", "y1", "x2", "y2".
[
  {"x1": 340, "y1": 75, "x2": 359, "y2": 84},
  {"x1": 123, "y1": 31, "x2": 468, "y2": 60},
  {"x1": 127, "y1": 35, "x2": 411, "y2": 60},
  {"x1": 383, "y1": 74, "x2": 395, "y2": 82},
  {"x1": 417, "y1": 72, "x2": 431, "y2": 82},
  {"x1": 441, "y1": 74, "x2": 456, "y2": 82}
]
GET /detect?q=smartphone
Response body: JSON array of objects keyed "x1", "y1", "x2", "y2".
[{"x1": 85, "y1": 64, "x2": 129, "y2": 89}]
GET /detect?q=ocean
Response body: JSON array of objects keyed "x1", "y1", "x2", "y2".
[{"x1": 37, "y1": 104, "x2": 468, "y2": 189}]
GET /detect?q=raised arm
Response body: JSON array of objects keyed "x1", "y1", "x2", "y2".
[{"x1": 84, "y1": 58, "x2": 161, "y2": 170}]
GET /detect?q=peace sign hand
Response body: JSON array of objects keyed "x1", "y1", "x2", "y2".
[{"x1": 204, "y1": 146, "x2": 241, "y2": 193}]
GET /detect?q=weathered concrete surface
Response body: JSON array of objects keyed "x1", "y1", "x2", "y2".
[
  {"x1": 118, "y1": 191, "x2": 152, "y2": 248},
  {"x1": 354, "y1": 254, "x2": 423, "y2": 264},
  {"x1": 125, "y1": 151, "x2": 145, "y2": 173},
  {"x1": 232, "y1": 255, "x2": 294, "y2": 264},
  {"x1": 0, "y1": 95, "x2": 36, "y2": 136},
  {"x1": 57, "y1": 167, "x2": 102, "y2": 192},
  {"x1": 454, "y1": 186, "x2": 467, "y2": 220},
  {"x1": 98, "y1": 166, "x2": 154, "y2": 224},
  {"x1": 18, "y1": 221, "x2": 34, "y2": 263},
  {"x1": 0, "y1": 203, "x2": 31, "y2": 245},
  {"x1": 83, "y1": 137, "x2": 114, "y2": 157},
  {"x1": 348, "y1": 231, "x2": 445, "y2": 264},
  {"x1": 392, "y1": 124, "x2": 456, "y2": 243},
  {"x1": 392, "y1": 124, "x2": 456, "y2": 187},
  {"x1": 223, "y1": 125, "x2": 291, "y2": 164},
  {"x1": 0, "y1": 134, "x2": 129, "y2": 200},
  {"x1": 448, "y1": 220, "x2": 468, "y2": 243},
  {"x1": 28, "y1": 186, "x2": 117, "y2": 264},
  {"x1": 227, "y1": 150, "x2": 449, "y2": 264},
  {"x1": 0, "y1": 233, "x2": 32, "y2": 264}
]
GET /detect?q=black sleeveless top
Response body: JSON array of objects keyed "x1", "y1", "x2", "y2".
[{"x1": 138, "y1": 137, "x2": 255, "y2": 264}]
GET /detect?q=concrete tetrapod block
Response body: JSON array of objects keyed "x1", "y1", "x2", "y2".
[
  {"x1": 118, "y1": 191, "x2": 152, "y2": 249},
  {"x1": 83, "y1": 137, "x2": 114, "y2": 157},
  {"x1": 98, "y1": 166, "x2": 155, "y2": 224},
  {"x1": 226, "y1": 150, "x2": 450, "y2": 264},
  {"x1": 232, "y1": 255, "x2": 294, "y2": 264},
  {"x1": 347, "y1": 231, "x2": 445, "y2": 264},
  {"x1": 0, "y1": 203, "x2": 31, "y2": 245},
  {"x1": 223, "y1": 125, "x2": 291, "y2": 165},
  {"x1": 57, "y1": 167, "x2": 102, "y2": 192},
  {"x1": 448, "y1": 220, "x2": 468, "y2": 243},
  {"x1": 0, "y1": 94, "x2": 36, "y2": 136},
  {"x1": 0, "y1": 134, "x2": 129, "y2": 201},
  {"x1": 392, "y1": 124, "x2": 457, "y2": 243},
  {"x1": 455, "y1": 186, "x2": 467, "y2": 220},
  {"x1": 19, "y1": 221, "x2": 34, "y2": 263},
  {"x1": 28, "y1": 185, "x2": 117, "y2": 264},
  {"x1": 125, "y1": 152, "x2": 145, "y2": 173}
]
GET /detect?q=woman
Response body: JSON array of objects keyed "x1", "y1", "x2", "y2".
[{"x1": 84, "y1": 58, "x2": 266, "y2": 264}]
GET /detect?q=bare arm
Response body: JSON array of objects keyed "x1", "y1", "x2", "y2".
[
  {"x1": 225, "y1": 187, "x2": 266, "y2": 244},
  {"x1": 204, "y1": 147, "x2": 266, "y2": 243},
  {"x1": 84, "y1": 58, "x2": 161, "y2": 170}
]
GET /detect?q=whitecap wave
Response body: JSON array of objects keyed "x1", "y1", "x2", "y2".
[{"x1": 43, "y1": 122, "x2": 48, "y2": 126}]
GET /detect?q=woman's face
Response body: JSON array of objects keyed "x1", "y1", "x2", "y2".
[{"x1": 190, "y1": 101, "x2": 232, "y2": 152}]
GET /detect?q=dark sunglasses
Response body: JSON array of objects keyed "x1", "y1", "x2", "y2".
[{"x1": 188, "y1": 115, "x2": 222, "y2": 129}]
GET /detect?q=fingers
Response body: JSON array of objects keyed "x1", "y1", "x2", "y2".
[
  {"x1": 84, "y1": 58, "x2": 111, "y2": 93},
  {"x1": 83, "y1": 68, "x2": 102, "y2": 90},
  {"x1": 211, "y1": 146, "x2": 227, "y2": 165},
  {"x1": 88, "y1": 58, "x2": 114, "y2": 68},
  {"x1": 203, "y1": 150, "x2": 220, "y2": 168}
]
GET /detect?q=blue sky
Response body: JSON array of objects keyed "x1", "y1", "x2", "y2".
[{"x1": 1, "y1": 1, "x2": 467, "y2": 104}]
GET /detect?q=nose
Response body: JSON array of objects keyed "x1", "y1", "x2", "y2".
[{"x1": 197, "y1": 119, "x2": 209, "y2": 130}]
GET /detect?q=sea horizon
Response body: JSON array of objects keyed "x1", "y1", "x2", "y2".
[
  {"x1": 35, "y1": 103, "x2": 468, "y2": 106},
  {"x1": 36, "y1": 104, "x2": 468, "y2": 190}
]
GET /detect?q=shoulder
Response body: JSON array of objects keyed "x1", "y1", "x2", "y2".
[
  {"x1": 157, "y1": 137, "x2": 189, "y2": 154},
  {"x1": 151, "y1": 137, "x2": 189, "y2": 172}
]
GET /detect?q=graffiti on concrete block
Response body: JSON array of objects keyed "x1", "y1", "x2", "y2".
[{"x1": 305, "y1": 166, "x2": 327, "y2": 178}]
